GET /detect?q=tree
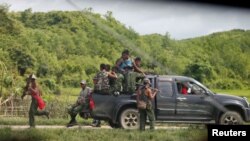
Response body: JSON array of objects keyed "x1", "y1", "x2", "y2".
[
  {"x1": 184, "y1": 62, "x2": 214, "y2": 83},
  {"x1": 8, "y1": 47, "x2": 35, "y2": 76}
]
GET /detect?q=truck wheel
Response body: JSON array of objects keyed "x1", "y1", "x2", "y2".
[
  {"x1": 219, "y1": 111, "x2": 244, "y2": 125},
  {"x1": 119, "y1": 108, "x2": 139, "y2": 129}
]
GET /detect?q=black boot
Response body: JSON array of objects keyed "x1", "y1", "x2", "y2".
[
  {"x1": 67, "y1": 117, "x2": 77, "y2": 127},
  {"x1": 92, "y1": 119, "x2": 101, "y2": 127}
]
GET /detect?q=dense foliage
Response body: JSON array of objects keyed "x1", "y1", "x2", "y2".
[{"x1": 0, "y1": 5, "x2": 249, "y2": 97}]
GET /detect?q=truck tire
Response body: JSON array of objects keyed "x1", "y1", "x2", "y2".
[
  {"x1": 119, "y1": 108, "x2": 139, "y2": 129},
  {"x1": 219, "y1": 111, "x2": 244, "y2": 125}
]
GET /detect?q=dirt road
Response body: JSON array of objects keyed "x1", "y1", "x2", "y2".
[{"x1": 0, "y1": 125, "x2": 190, "y2": 130}]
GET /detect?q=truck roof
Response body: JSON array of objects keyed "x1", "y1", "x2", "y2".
[{"x1": 147, "y1": 75, "x2": 194, "y2": 82}]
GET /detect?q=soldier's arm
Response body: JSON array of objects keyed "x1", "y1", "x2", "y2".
[
  {"x1": 133, "y1": 61, "x2": 145, "y2": 76},
  {"x1": 147, "y1": 88, "x2": 158, "y2": 100},
  {"x1": 108, "y1": 72, "x2": 117, "y2": 79},
  {"x1": 21, "y1": 89, "x2": 29, "y2": 99},
  {"x1": 115, "y1": 58, "x2": 125, "y2": 72}
]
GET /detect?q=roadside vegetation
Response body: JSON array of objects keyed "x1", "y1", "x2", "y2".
[
  {"x1": 0, "y1": 127, "x2": 207, "y2": 141},
  {"x1": 213, "y1": 89, "x2": 250, "y2": 102}
]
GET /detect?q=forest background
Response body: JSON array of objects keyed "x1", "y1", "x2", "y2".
[{"x1": 0, "y1": 4, "x2": 249, "y2": 99}]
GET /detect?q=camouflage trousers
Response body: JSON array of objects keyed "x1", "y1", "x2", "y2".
[
  {"x1": 68, "y1": 103, "x2": 89, "y2": 120},
  {"x1": 111, "y1": 73, "x2": 124, "y2": 93},
  {"x1": 123, "y1": 71, "x2": 145, "y2": 93},
  {"x1": 139, "y1": 108, "x2": 155, "y2": 130}
]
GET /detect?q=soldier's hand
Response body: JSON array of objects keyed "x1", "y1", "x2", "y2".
[{"x1": 154, "y1": 89, "x2": 159, "y2": 93}]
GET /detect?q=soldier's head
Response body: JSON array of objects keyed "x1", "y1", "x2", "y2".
[
  {"x1": 30, "y1": 74, "x2": 37, "y2": 87},
  {"x1": 105, "y1": 64, "x2": 111, "y2": 71},
  {"x1": 100, "y1": 63, "x2": 106, "y2": 71},
  {"x1": 134, "y1": 57, "x2": 142, "y2": 67},
  {"x1": 80, "y1": 80, "x2": 86, "y2": 89},
  {"x1": 122, "y1": 49, "x2": 130, "y2": 60},
  {"x1": 143, "y1": 78, "x2": 151, "y2": 87}
]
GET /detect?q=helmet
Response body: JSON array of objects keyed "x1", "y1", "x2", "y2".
[{"x1": 143, "y1": 78, "x2": 151, "y2": 84}]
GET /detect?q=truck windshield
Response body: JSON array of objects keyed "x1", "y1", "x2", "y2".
[{"x1": 192, "y1": 79, "x2": 214, "y2": 95}]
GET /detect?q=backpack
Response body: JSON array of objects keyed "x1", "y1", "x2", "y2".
[
  {"x1": 137, "y1": 87, "x2": 147, "y2": 109},
  {"x1": 137, "y1": 87, "x2": 152, "y2": 110},
  {"x1": 94, "y1": 71, "x2": 110, "y2": 93}
]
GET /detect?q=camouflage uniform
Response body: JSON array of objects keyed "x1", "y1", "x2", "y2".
[
  {"x1": 138, "y1": 87, "x2": 155, "y2": 130},
  {"x1": 110, "y1": 73, "x2": 124, "y2": 94},
  {"x1": 94, "y1": 70, "x2": 110, "y2": 94},
  {"x1": 123, "y1": 71, "x2": 145, "y2": 94},
  {"x1": 68, "y1": 87, "x2": 92, "y2": 123}
]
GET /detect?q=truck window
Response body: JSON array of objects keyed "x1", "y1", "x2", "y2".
[
  {"x1": 176, "y1": 81, "x2": 206, "y2": 96},
  {"x1": 189, "y1": 82, "x2": 206, "y2": 95},
  {"x1": 158, "y1": 81, "x2": 173, "y2": 97}
]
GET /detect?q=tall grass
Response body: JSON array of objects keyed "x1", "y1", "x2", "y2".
[
  {"x1": 0, "y1": 117, "x2": 93, "y2": 126},
  {"x1": 0, "y1": 128, "x2": 207, "y2": 141}
]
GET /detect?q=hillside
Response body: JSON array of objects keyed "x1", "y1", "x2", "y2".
[{"x1": 0, "y1": 6, "x2": 249, "y2": 96}]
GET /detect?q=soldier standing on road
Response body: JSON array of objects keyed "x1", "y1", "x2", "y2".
[
  {"x1": 137, "y1": 78, "x2": 158, "y2": 130},
  {"x1": 21, "y1": 74, "x2": 49, "y2": 128},
  {"x1": 67, "y1": 80, "x2": 92, "y2": 127}
]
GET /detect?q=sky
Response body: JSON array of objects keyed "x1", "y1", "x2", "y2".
[{"x1": 1, "y1": 0, "x2": 250, "y2": 39}]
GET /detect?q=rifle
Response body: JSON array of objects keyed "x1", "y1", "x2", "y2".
[{"x1": 21, "y1": 74, "x2": 32, "y2": 99}]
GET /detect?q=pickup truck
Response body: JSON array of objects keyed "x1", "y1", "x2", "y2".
[{"x1": 92, "y1": 75, "x2": 250, "y2": 129}]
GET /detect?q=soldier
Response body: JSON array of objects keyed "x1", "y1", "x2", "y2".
[
  {"x1": 115, "y1": 49, "x2": 133, "y2": 74},
  {"x1": 116, "y1": 50, "x2": 145, "y2": 93},
  {"x1": 22, "y1": 74, "x2": 49, "y2": 128},
  {"x1": 93, "y1": 63, "x2": 117, "y2": 94},
  {"x1": 67, "y1": 80, "x2": 92, "y2": 127},
  {"x1": 137, "y1": 78, "x2": 158, "y2": 130},
  {"x1": 109, "y1": 66, "x2": 124, "y2": 95},
  {"x1": 133, "y1": 57, "x2": 145, "y2": 76}
]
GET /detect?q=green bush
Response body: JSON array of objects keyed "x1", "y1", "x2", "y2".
[
  {"x1": 40, "y1": 78, "x2": 61, "y2": 95},
  {"x1": 213, "y1": 79, "x2": 244, "y2": 89}
]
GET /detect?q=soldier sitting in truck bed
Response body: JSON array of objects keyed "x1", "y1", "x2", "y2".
[
  {"x1": 93, "y1": 63, "x2": 117, "y2": 94},
  {"x1": 115, "y1": 50, "x2": 145, "y2": 94}
]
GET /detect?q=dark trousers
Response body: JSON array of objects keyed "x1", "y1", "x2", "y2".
[
  {"x1": 68, "y1": 104, "x2": 85, "y2": 120},
  {"x1": 29, "y1": 98, "x2": 48, "y2": 127},
  {"x1": 139, "y1": 108, "x2": 155, "y2": 130}
]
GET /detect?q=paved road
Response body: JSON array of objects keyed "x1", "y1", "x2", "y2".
[{"x1": 0, "y1": 125, "x2": 190, "y2": 130}]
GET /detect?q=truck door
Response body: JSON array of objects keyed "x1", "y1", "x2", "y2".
[
  {"x1": 176, "y1": 81, "x2": 214, "y2": 120},
  {"x1": 155, "y1": 78, "x2": 176, "y2": 120}
]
